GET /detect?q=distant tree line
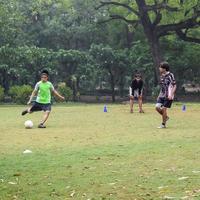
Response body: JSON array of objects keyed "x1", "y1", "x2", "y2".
[{"x1": 0, "y1": 0, "x2": 199, "y2": 102}]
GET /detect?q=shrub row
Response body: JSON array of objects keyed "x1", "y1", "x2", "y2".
[{"x1": 0, "y1": 84, "x2": 72, "y2": 104}]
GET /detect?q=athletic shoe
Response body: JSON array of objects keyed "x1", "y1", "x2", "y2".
[
  {"x1": 21, "y1": 110, "x2": 28, "y2": 116},
  {"x1": 157, "y1": 124, "x2": 166, "y2": 129},
  {"x1": 38, "y1": 123, "x2": 46, "y2": 128},
  {"x1": 139, "y1": 110, "x2": 144, "y2": 113}
]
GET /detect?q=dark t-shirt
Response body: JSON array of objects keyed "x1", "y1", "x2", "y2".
[{"x1": 131, "y1": 79, "x2": 143, "y2": 95}]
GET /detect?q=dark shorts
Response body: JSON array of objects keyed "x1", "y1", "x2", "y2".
[
  {"x1": 156, "y1": 97, "x2": 173, "y2": 108},
  {"x1": 30, "y1": 102, "x2": 51, "y2": 112}
]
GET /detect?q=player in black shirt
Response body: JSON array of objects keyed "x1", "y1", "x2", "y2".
[
  {"x1": 156, "y1": 62, "x2": 176, "y2": 128},
  {"x1": 129, "y1": 73, "x2": 144, "y2": 113}
]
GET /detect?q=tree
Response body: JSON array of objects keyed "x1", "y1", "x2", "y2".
[
  {"x1": 0, "y1": 46, "x2": 58, "y2": 92},
  {"x1": 0, "y1": 0, "x2": 25, "y2": 46},
  {"x1": 97, "y1": 0, "x2": 200, "y2": 84},
  {"x1": 90, "y1": 44, "x2": 130, "y2": 102},
  {"x1": 56, "y1": 49, "x2": 91, "y2": 100}
]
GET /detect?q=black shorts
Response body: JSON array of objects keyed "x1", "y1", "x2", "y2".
[
  {"x1": 30, "y1": 102, "x2": 51, "y2": 112},
  {"x1": 156, "y1": 97, "x2": 173, "y2": 108}
]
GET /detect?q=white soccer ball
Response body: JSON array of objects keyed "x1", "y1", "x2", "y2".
[{"x1": 24, "y1": 120, "x2": 33, "y2": 129}]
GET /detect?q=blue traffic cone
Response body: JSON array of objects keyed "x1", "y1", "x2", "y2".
[
  {"x1": 182, "y1": 104, "x2": 186, "y2": 112},
  {"x1": 104, "y1": 105, "x2": 107, "y2": 112}
]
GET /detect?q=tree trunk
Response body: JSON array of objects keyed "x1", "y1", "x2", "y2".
[
  {"x1": 76, "y1": 77, "x2": 80, "y2": 91},
  {"x1": 149, "y1": 36, "x2": 163, "y2": 85},
  {"x1": 2, "y1": 71, "x2": 9, "y2": 94},
  {"x1": 71, "y1": 78, "x2": 77, "y2": 102},
  {"x1": 119, "y1": 74, "x2": 125, "y2": 97},
  {"x1": 109, "y1": 71, "x2": 115, "y2": 102},
  {"x1": 135, "y1": 0, "x2": 162, "y2": 85},
  {"x1": 125, "y1": 25, "x2": 133, "y2": 49}
]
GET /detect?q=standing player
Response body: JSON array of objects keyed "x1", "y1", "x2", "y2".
[
  {"x1": 129, "y1": 73, "x2": 144, "y2": 113},
  {"x1": 21, "y1": 70, "x2": 65, "y2": 128},
  {"x1": 156, "y1": 62, "x2": 177, "y2": 129}
]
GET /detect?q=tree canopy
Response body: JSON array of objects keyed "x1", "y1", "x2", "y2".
[{"x1": 0, "y1": 0, "x2": 199, "y2": 102}]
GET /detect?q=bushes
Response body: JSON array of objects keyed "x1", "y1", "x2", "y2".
[
  {"x1": 9, "y1": 85, "x2": 32, "y2": 104},
  {"x1": 7, "y1": 83, "x2": 72, "y2": 104},
  {"x1": 151, "y1": 86, "x2": 160, "y2": 98},
  {"x1": 57, "y1": 82, "x2": 72, "y2": 102},
  {"x1": 0, "y1": 85, "x2": 4, "y2": 102}
]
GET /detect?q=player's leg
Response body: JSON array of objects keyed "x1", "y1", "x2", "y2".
[
  {"x1": 157, "y1": 98, "x2": 172, "y2": 128},
  {"x1": 157, "y1": 107, "x2": 167, "y2": 129},
  {"x1": 156, "y1": 106, "x2": 163, "y2": 115},
  {"x1": 38, "y1": 111, "x2": 50, "y2": 128},
  {"x1": 155, "y1": 97, "x2": 164, "y2": 115},
  {"x1": 130, "y1": 95, "x2": 134, "y2": 113},
  {"x1": 138, "y1": 95, "x2": 144, "y2": 113},
  {"x1": 156, "y1": 98, "x2": 166, "y2": 128},
  {"x1": 38, "y1": 104, "x2": 51, "y2": 128},
  {"x1": 156, "y1": 105, "x2": 169, "y2": 119},
  {"x1": 21, "y1": 102, "x2": 41, "y2": 115},
  {"x1": 162, "y1": 99, "x2": 172, "y2": 123},
  {"x1": 21, "y1": 106, "x2": 31, "y2": 115},
  {"x1": 162, "y1": 107, "x2": 168, "y2": 125}
]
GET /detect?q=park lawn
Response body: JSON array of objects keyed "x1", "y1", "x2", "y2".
[{"x1": 0, "y1": 103, "x2": 199, "y2": 200}]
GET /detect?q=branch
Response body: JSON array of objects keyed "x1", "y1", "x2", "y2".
[
  {"x1": 153, "y1": 12, "x2": 162, "y2": 26},
  {"x1": 156, "y1": 12, "x2": 200, "y2": 37},
  {"x1": 98, "y1": 14, "x2": 139, "y2": 25},
  {"x1": 176, "y1": 30, "x2": 200, "y2": 44},
  {"x1": 111, "y1": 14, "x2": 139, "y2": 24},
  {"x1": 145, "y1": 2, "x2": 179, "y2": 12},
  {"x1": 97, "y1": 1, "x2": 139, "y2": 16}
]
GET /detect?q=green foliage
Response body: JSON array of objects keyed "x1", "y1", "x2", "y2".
[
  {"x1": 0, "y1": 85, "x2": 4, "y2": 102},
  {"x1": 162, "y1": 37, "x2": 200, "y2": 86},
  {"x1": 9, "y1": 85, "x2": 32, "y2": 104},
  {"x1": 0, "y1": 0, "x2": 199, "y2": 99},
  {"x1": 151, "y1": 85, "x2": 160, "y2": 98},
  {"x1": 57, "y1": 82, "x2": 73, "y2": 102},
  {"x1": 0, "y1": 0, "x2": 25, "y2": 46},
  {"x1": 0, "y1": 46, "x2": 58, "y2": 90}
]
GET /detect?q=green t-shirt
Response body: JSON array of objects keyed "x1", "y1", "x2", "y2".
[{"x1": 34, "y1": 81, "x2": 55, "y2": 104}]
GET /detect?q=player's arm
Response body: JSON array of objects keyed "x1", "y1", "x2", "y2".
[
  {"x1": 27, "y1": 90, "x2": 37, "y2": 105},
  {"x1": 168, "y1": 74, "x2": 177, "y2": 100},
  {"x1": 138, "y1": 80, "x2": 143, "y2": 96},
  {"x1": 49, "y1": 83, "x2": 65, "y2": 101},
  {"x1": 130, "y1": 80, "x2": 134, "y2": 95},
  {"x1": 168, "y1": 85, "x2": 176, "y2": 100},
  {"x1": 129, "y1": 82, "x2": 134, "y2": 99},
  {"x1": 171, "y1": 84, "x2": 177, "y2": 97},
  {"x1": 52, "y1": 89, "x2": 65, "y2": 101},
  {"x1": 27, "y1": 82, "x2": 40, "y2": 104}
]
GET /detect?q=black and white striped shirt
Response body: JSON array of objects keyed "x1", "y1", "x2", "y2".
[{"x1": 159, "y1": 72, "x2": 176, "y2": 98}]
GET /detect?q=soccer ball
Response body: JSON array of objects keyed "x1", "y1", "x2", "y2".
[{"x1": 24, "y1": 120, "x2": 33, "y2": 129}]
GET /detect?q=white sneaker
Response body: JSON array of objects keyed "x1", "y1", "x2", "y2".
[{"x1": 157, "y1": 124, "x2": 166, "y2": 129}]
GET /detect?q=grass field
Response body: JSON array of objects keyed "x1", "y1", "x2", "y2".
[{"x1": 0, "y1": 103, "x2": 199, "y2": 200}]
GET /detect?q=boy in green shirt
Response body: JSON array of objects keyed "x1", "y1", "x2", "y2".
[{"x1": 21, "y1": 70, "x2": 65, "y2": 128}]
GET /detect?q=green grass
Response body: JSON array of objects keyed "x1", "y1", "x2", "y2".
[{"x1": 0, "y1": 103, "x2": 200, "y2": 200}]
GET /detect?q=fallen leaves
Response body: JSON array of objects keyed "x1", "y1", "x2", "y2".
[
  {"x1": 163, "y1": 195, "x2": 176, "y2": 199},
  {"x1": 23, "y1": 149, "x2": 32, "y2": 154},
  {"x1": 178, "y1": 176, "x2": 189, "y2": 181},
  {"x1": 192, "y1": 170, "x2": 200, "y2": 174},
  {"x1": 8, "y1": 182, "x2": 17, "y2": 185},
  {"x1": 70, "y1": 190, "x2": 76, "y2": 197}
]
